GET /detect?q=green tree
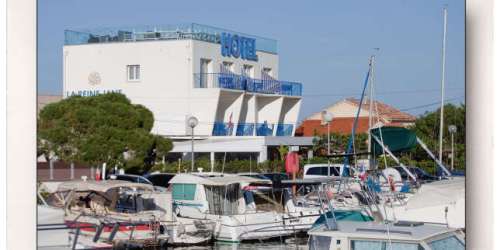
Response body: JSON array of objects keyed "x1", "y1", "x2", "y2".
[
  {"x1": 38, "y1": 93, "x2": 172, "y2": 173},
  {"x1": 313, "y1": 132, "x2": 368, "y2": 156},
  {"x1": 409, "y1": 103, "x2": 465, "y2": 171}
]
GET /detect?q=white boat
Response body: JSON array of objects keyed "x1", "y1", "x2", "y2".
[
  {"x1": 352, "y1": 170, "x2": 465, "y2": 229},
  {"x1": 387, "y1": 177, "x2": 465, "y2": 229},
  {"x1": 169, "y1": 173, "x2": 304, "y2": 243},
  {"x1": 308, "y1": 220, "x2": 465, "y2": 250},
  {"x1": 54, "y1": 180, "x2": 213, "y2": 247}
]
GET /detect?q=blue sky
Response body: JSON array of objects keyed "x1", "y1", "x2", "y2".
[{"x1": 38, "y1": 0, "x2": 464, "y2": 120}]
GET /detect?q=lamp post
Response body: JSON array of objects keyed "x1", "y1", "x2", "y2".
[
  {"x1": 187, "y1": 116, "x2": 199, "y2": 172},
  {"x1": 321, "y1": 110, "x2": 334, "y2": 155},
  {"x1": 448, "y1": 125, "x2": 457, "y2": 171}
]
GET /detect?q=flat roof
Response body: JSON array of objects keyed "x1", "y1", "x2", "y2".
[{"x1": 64, "y1": 23, "x2": 278, "y2": 54}]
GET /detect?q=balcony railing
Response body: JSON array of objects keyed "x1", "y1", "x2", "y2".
[
  {"x1": 65, "y1": 23, "x2": 278, "y2": 54},
  {"x1": 236, "y1": 123, "x2": 255, "y2": 136},
  {"x1": 256, "y1": 123, "x2": 275, "y2": 136},
  {"x1": 276, "y1": 123, "x2": 294, "y2": 136},
  {"x1": 213, "y1": 122, "x2": 293, "y2": 136},
  {"x1": 194, "y1": 73, "x2": 302, "y2": 97},
  {"x1": 212, "y1": 122, "x2": 234, "y2": 136}
]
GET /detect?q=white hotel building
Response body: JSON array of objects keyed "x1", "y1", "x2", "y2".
[{"x1": 63, "y1": 23, "x2": 312, "y2": 163}]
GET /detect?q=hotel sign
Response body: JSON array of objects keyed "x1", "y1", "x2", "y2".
[
  {"x1": 65, "y1": 89, "x2": 123, "y2": 97},
  {"x1": 220, "y1": 32, "x2": 258, "y2": 61}
]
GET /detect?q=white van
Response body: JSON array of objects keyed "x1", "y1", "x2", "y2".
[{"x1": 303, "y1": 163, "x2": 348, "y2": 179}]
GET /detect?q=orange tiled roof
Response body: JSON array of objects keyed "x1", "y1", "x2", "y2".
[
  {"x1": 345, "y1": 98, "x2": 416, "y2": 122},
  {"x1": 295, "y1": 117, "x2": 370, "y2": 136}
]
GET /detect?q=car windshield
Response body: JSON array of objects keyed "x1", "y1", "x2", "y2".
[{"x1": 147, "y1": 174, "x2": 174, "y2": 187}]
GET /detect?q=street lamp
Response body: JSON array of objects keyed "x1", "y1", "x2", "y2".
[
  {"x1": 321, "y1": 110, "x2": 334, "y2": 155},
  {"x1": 448, "y1": 125, "x2": 457, "y2": 171},
  {"x1": 187, "y1": 116, "x2": 199, "y2": 172}
]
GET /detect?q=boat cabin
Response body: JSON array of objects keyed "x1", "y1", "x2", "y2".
[
  {"x1": 168, "y1": 173, "x2": 274, "y2": 217},
  {"x1": 308, "y1": 221, "x2": 465, "y2": 250},
  {"x1": 56, "y1": 180, "x2": 170, "y2": 216}
]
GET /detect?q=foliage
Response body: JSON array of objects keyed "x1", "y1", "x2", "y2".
[
  {"x1": 409, "y1": 103, "x2": 465, "y2": 170},
  {"x1": 149, "y1": 157, "x2": 289, "y2": 175},
  {"x1": 277, "y1": 145, "x2": 289, "y2": 162},
  {"x1": 312, "y1": 132, "x2": 368, "y2": 156},
  {"x1": 38, "y1": 93, "x2": 172, "y2": 172},
  {"x1": 309, "y1": 103, "x2": 465, "y2": 173}
]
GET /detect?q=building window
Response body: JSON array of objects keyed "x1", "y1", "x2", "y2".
[
  {"x1": 221, "y1": 61, "x2": 233, "y2": 74},
  {"x1": 127, "y1": 65, "x2": 140, "y2": 81},
  {"x1": 243, "y1": 64, "x2": 254, "y2": 78},
  {"x1": 262, "y1": 67, "x2": 273, "y2": 77},
  {"x1": 200, "y1": 59, "x2": 212, "y2": 88}
]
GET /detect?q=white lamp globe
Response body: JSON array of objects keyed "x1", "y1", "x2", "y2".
[
  {"x1": 448, "y1": 125, "x2": 457, "y2": 133},
  {"x1": 321, "y1": 110, "x2": 333, "y2": 124},
  {"x1": 187, "y1": 116, "x2": 199, "y2": 128}
]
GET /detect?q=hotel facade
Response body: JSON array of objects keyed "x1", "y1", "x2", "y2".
[{"x1": 63, "y1": 23, "x2": 312, "y2": 163}]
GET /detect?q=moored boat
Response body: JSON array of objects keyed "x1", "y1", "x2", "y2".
[
  {"x1": 308, "y1": 220, "x2": 465, "y2": 250},
  {"x1": 55, "y1": 180, "x2": 213, "y2": 247}
]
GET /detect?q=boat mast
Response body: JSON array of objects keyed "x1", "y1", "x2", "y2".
[
  {"x1": 438, "y1": 7, "x2": 448, "y2": 164},
  {"x1": 368, "y1": 55, "x2": 375, "y2": 169}
]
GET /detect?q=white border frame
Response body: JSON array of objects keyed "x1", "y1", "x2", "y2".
[
  {"x1": 6, "y1": 0, "x2": 36, "y2": 249},
  {"x1": 2, "y1": 0, "x2": 500, "y2": 249},
  {"x1": 466, "y1": 0, "x2": 497, "y2": 249}
]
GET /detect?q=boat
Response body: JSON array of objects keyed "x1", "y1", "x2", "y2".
[
  {"x1": 308, "y1": 220, "x2": 465, "y2": 250},
  {"x1": 54, "y1": 180, "x2": 213, "y2": 248},
  {"x1": 387, "y1": 177, "x2": 465, "y2": 229},
  {"x1": 169, "y1": 173, "x2": 304, "y2": 243}
]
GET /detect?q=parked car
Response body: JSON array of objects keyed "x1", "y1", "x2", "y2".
[
  {"x1": 394, "y1": 166, "x2": 440, "y2": 181},
  {"x1": 144, "y1": 173, "x2": 176, "y2": 188},
  {"x1": 450, "y1": 170, "x2": 465, "y2": 176},
  {"x1": 109, "y1": 173, "x2": 154, "y2": 184},
  {"x1": 110, "y1": 173, "x2": 169, "y2": 191},
  {"x1": 303, "y1": 163, "x2": 346, "y2": 179}
]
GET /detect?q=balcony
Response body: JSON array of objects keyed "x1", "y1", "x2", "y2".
[
  {"x1": 236, "y1": 123, "x2": 255, "y2": 136},
  {"x1": 194, "y1": 73, "x2": 302, "y2": 97},
  {"x1": 212, "y1": 122, "x2": 234, "y2": 136},
  {"x1": 213, "y1": 122, "x2": 294, "y2": 136},
  {"x1": 276, "y1": 123, "x2": 294, "y2": 136},
  {"x1": 256, "y1": 123, "x2": 275, "y2": 136}
]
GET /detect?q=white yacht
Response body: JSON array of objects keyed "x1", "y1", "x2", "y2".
[
  {"x1": 308, "y1": 220, "x2": 465, "y2": 250},
  {"x1": 169, "y1": 173, "x2": 307, "y2": 243}
]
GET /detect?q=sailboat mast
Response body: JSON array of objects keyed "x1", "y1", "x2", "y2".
[
  {"x1": 368, "y1": 56, "x2": 375, "y2": 168},
  {"x1": 438, "y1": 7, "x2": 448, "y2": 164}
]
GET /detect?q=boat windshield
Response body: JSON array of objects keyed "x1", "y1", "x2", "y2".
[
  {"x1": 351, "y1": 240, "x2": 423, "y2": 250},
  {"x1": 204, "y1": 183, "x2": 241, "y2": 215},
  {"x1": 308, "y1": 235, "x2": 331, "y2": 250},
  {"x1": 426, "y1": 235, "x2": 465, "y2": 250}
]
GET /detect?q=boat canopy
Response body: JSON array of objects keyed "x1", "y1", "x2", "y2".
[
  {"x1": 169, "y1": 173, "x2": 271, "y2": 186},
  {"x1": 56, "y1": 180, "x2": 155, "y2": 193},
  {"x1": 370, "y1": 126, "x2": 417, "y2": 155}
]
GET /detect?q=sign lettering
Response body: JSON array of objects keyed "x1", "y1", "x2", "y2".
[{"x1": 221, "y1": 32, "x2": 257, "y2": 61}]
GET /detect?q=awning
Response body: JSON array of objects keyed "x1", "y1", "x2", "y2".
[{"x1": 370, "y1": 126, "x2": 417, "y2": 155}]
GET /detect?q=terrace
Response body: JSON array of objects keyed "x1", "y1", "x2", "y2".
[
  {"x1": 64, "y1": 23, "x2": 277, "y2": 54},
  {"x1": 194, "y1": 73, "x2": 302, "y2": 97},
  {"x1": 212, "y1": 122, "x2": 294, "y2": 136}
]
